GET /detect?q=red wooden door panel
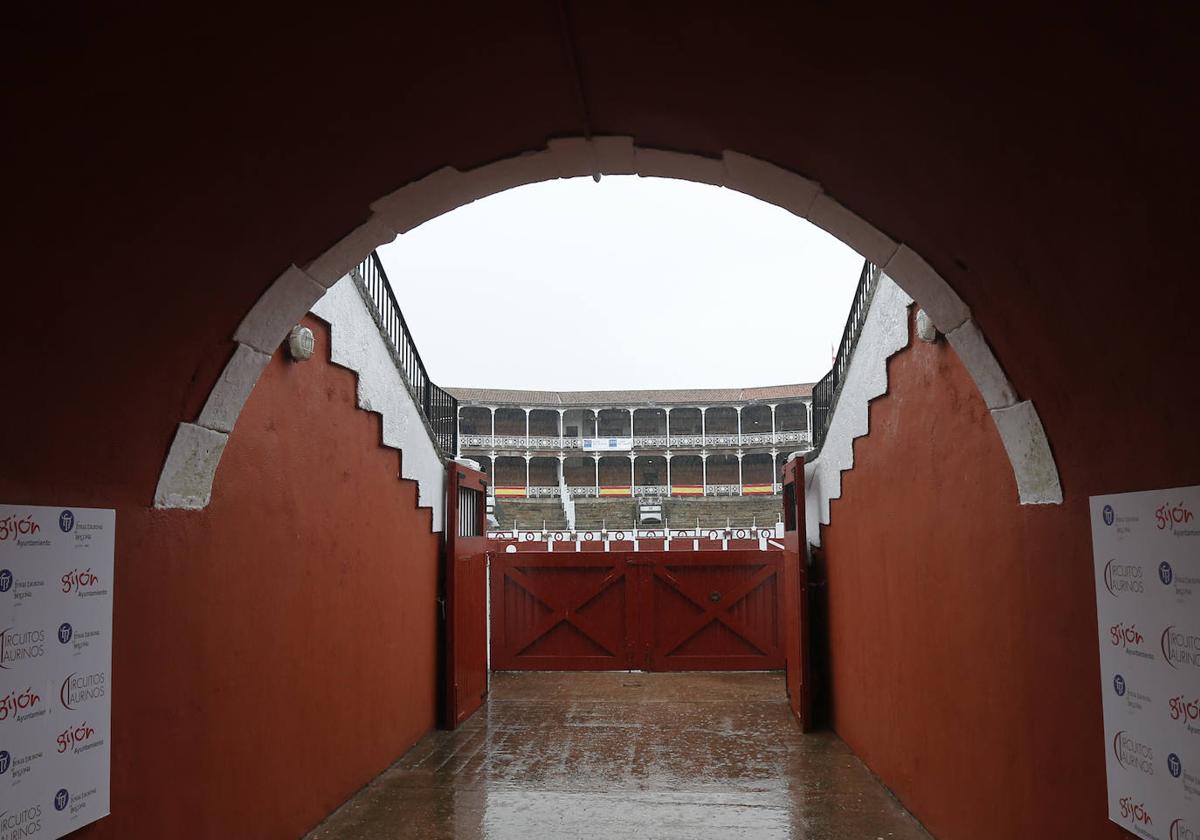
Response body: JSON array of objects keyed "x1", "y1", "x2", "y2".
[
  {"x1": 490, "y1": 550, "x2": 785, "y2": 673},
  {"x1": 639, "y1": 551, "x2": 784, "y2": 671},
  {"x1": 781, "y1": 457, "x2": 813, "y2": 730},
  {"x1": 490, "y1": 554, "x2": 635, "y2": 670},
  {"x1": 443, "y1": 461, "x2": 490, "y2": 728}
]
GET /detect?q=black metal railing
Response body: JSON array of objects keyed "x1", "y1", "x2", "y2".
[
  {"x1": 350, "y1": 251, "x2": 458, "y2": 457},
  {"x1": 811, "y1": 259, "x2": 880, "y2": 452}
]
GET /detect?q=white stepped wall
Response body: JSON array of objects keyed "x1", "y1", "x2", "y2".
[
  {"x1": 804, "y1": 276, "x2": 913, "y2": 546},
  {"x1": 312, "y1": 277, "x2": 446, "y2": 531}
]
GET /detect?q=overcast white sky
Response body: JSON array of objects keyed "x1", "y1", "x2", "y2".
[{"x1": 377, "y1": 176, "x2": 864, "y2": 391}]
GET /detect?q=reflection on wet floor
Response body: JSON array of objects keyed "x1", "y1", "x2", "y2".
[{"x1": 306, "y1": 671, "x2": 931, "y2": 840}]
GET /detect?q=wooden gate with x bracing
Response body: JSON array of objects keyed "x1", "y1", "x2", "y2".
[{"x1": 489, "y1": 549, "x2": 784, "y2": 671}]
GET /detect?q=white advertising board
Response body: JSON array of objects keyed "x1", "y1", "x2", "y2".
[
  {"x1": 1091, "y1": 485, "x2": 1200, "y2": 839},
  {"x1": 581, "y1": 437, "x2": 632, "y2": 452},
  {"x1": 0, "y1": 505, "x2": 113, "y2": 839}
]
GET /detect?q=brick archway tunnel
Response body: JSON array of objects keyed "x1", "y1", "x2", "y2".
[{"x1": 3, "y1": 6, "x2": 1196, "y2": 840}]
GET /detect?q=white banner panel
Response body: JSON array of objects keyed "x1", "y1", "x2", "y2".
[
  {"x1": 581, "y1": 437, "x2": 632, "y2": 452},
  {"x1": 1091, "y1": 485, "x2": 1200, "y2": 839},
  {"x1": 0, "y1": 505, "x2": 113, "y2": 838}
]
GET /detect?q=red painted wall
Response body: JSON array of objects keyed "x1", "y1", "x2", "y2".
[
  {"x1": 71, "y1": 316, "x2": 440, "y2": 839},
  {"x1": 822, "y1": 312, "x2": 1125, "y2": 840}
]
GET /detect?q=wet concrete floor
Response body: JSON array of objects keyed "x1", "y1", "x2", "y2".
[{"x1": 307, "y1": 671, "x2": 931, "y2": 840}]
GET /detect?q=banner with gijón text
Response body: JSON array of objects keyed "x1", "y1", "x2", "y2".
[
  {"x1": 0, "y1": 505, "x2": 113, "y2": 839},
  {"x1": 1091, "y1": 485, "x2": 1199, "y2": 839}
]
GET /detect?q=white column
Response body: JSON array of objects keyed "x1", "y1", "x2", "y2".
[
  {"x1": 665, "y1": 408, "x2": 671, "y2": 449},
  {"x1": 524, "y1": 454, "x2": 531, "y2": 494},
  {"x1": 557, "y1": 454, "x2": 565, "y2": 487},
  {"x1": 736, "y1": 406, "x2": 743, "y2": 446},
  {"x1": 806, "y1": 400, "x2": 813, "y2": 441},
  {"x1": 700, "y1": 407, "x2": 707, "y2": 448},
  {"x1": 524, "y1": 407, "x2": 530, "y2": 442},
  {"x1": 737, "y1": 452, "x2": 744, "y2": 496},
  {"x1": 558, "y1": 408, "x2": 565, "y2": 450},
  {"x1": 666, "y1": 454, "x2": 672, "y2": 493},
  {"x1": 629, "y1": 453, "x2": 636, "y2": 493},
  {"x1": 769, "y1": 403, "x2": 776, "y2": 444},
  {"x1": 701, "y1": 453, "x2": 708, "y2": 497},
  {"x1": 628, "y1": 407, "x2": 634, "y2": 439},
  {"x1": 455, "y1": 403, "x2": 463, "y2": 456},
  {"x1": 770, "y1": 447, "x2": 779, "y2": 492},
  {"x1": 490, "y1": 406, "x2": 496, "y2": 449},
  {"x1": 594, "y1": 454, "x2": 600, "y2": 495}
]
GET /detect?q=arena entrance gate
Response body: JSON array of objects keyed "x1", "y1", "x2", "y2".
[
  {"x1": 780, "y1": 455, "x2": 813, "y2": 731},
  {"x1": 442, "y1": 460, "x2": 489, "y2": 729},
  {"x1": 490, "y1": 549, "x2": 785, "y2": 671}
]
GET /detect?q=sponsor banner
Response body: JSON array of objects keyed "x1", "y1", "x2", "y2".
[
  {"x1": 1091, "y1": 486, "x2": 1199, "y2": 838},
  {"x1": 0, "y1": 504, "x2": 113, "y2": 839},
  {"x1": 598, "y1": 486, "x2": 631, "y2": 497},
  {"x1": 671, "y1": 485, "x2": 704, "y2": 496},
  {"x1": 493, "y1": 487, "x2": 527, "y2": 498},
  {"x1": 582, "y1": 438, "x2": 632, "y2": 452},
  {"x1": 742, "y1": 484, "x2": 774, "y2": 495}
]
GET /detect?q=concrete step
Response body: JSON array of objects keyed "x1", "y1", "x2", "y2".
[
  {"x1": 663, "y1": 497, "x2": 782, "y2": 528},
  {"x1": 493, "y1": 498, "x2": 568, "y2": 530},
  {"x1": 574, "y1": 498, "x2": 637, "y2": 529}
]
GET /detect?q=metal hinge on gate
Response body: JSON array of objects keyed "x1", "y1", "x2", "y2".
[{"x1": 437, "y1": 597, "x2": 446, "y2": 619}]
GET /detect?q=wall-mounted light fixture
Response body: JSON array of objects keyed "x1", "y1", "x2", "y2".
[{"x1": 287, "y1": 325, "x2": 315, "y2": 361}]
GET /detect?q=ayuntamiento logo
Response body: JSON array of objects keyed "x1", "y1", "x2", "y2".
[
  {"x1": 56, "y1": 722, "x2": 96, "y2": 754},
  {"x1": 1118, "y1": 796, "x2": 1153, "y2": 828},
  {"x1": 1168, "y1": 693, "x2": 1200, "y2": 727},
  {"x1": 0, "y1": 515, "x2": 39, "y2": 543},
  {"x1": 0, "y1": 687, "x2": 41, "y2": 721},
  {"x1": 1156, "y1": 502, "x2": 1195, "y2": 532}
]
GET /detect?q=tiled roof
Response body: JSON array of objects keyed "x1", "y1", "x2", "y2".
[{"x1": 445, "y1": 383, "x2": 813, "y2": 407}]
